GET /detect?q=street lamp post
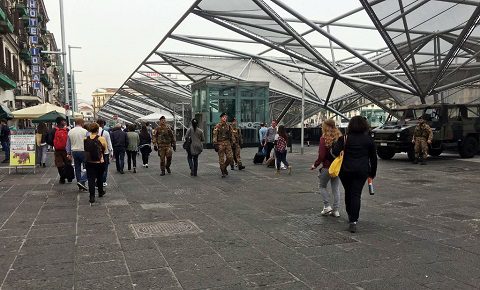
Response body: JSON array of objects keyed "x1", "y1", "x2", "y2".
[
  {"x1": 72, "y1": 70, "x2": 82, "y2": 113},
  {"x1": 68, "y1": 45, "x2": 81, "y2": 112},
  {"x1": 59, "y1": 0, "x2": 69, "y2": 114},
  {"x1": 176, "y1": 102, "x2": 189, "y2": 141},
  {"x1": 300, "y1": 69, "x2": 305, "y2": 155}
]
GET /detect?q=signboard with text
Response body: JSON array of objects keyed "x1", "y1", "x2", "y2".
[{"x1": 9, "y1": 130, "x2": 36, "y2": 167}]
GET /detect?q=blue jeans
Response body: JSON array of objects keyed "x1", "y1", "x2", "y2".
[
  {"x1": 103, "y1": 154, "x2": 109, "y2": 183},
  {"x1": 114, "y1": 148, "x2": 125, "y2": 172},
  {"x1": 1, "y1": 141, "x2": 9, "y2": 161},
  {"x1": 72, "y1": 151, "x2": 87, "y2": 183},
  {"x1": 275, "y1": 150, "x2": 289, "y2": 170}
]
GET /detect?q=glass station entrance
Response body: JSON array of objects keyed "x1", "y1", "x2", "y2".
[{"x1": 191, "y1": 80, "x2": 269, "y2": 146}]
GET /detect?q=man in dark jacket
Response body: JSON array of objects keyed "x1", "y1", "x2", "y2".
[{"x1": 110, "y1": 123, "x2": 128, "y2": 174}]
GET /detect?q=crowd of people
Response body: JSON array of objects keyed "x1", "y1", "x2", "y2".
[{"x1": 2, "y1": 112, "x2": 381, "y2": 233}]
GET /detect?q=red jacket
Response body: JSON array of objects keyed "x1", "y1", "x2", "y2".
[{"x1": 313, "y1": 137, "x2": 334, "y2": 169}]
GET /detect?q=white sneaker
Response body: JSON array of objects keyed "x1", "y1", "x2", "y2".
[
  {"x1": 103, "y1": 182, "x2": 107, "y2": 187},
  {"x1": 321, "y1": 206, "x2": 333, "y2": 216},
  {"x1": 331, "y1": 210, "x2": 340, "y2": 217}
]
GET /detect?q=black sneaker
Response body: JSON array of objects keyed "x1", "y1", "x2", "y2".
[
  {"x1": 59, "y1": 179, "x2": 66, "y2": 184},
  {"x1": 99, "y1": 191, "x2": 106, "y2": 198},
  {"x1": 349, "y1": 222, "x2": 357, "y2": 233}
]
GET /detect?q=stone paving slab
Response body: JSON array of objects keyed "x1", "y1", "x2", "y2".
[{"x1": 0, "y1": 147, "x2": 479, "y2": 289}]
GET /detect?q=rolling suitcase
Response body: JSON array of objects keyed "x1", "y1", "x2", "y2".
[
  {"x1": 64, "y1": 163, "x2": 75, "y2": 181},
  {"x1": 253, "y1": 152, "x2": 265, "y2": 164}
]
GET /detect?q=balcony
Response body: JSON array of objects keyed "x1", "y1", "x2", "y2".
[
  {"x1": 40, "y1": 74, "x2": 51, "y2": 87},
  {"x1": 0, "y1": 62, "x2": 17, "y2": 90},
  {"x1": 15, "y1": 3, "x2": 28, "y2": 17},
  {"x1": 0, "y1": 3, "x2": 14, "y2": 34},
  {"x1": 20, "y1": 48, "x2": 32, "y2": 64}
]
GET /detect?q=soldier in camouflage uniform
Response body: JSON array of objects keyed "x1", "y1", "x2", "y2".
[
  {"x1": 230, "y1": 117, "x2": 245, "y2": 170},
  {"x1": 153, "y1": 116, "x2": 176, "y2": 175},
  {"x1": 411, "y1": 115, "x2": 433, "y2": 165},
  {"x1": 213, "y1": 112, "x2": 236, "y2": 177}
]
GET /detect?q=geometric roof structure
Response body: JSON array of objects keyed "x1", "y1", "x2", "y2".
[{"x1": 100, "y1": 0, "x2": 480, "y2": 126}]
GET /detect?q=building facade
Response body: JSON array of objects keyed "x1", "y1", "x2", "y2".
[
  {"x1": 78, "y1": 101, "x2": 94, "y2": 122},
  {"x1": 92, "y1": 88, "x2": 116, "y2": 118},
  {"x1": 0, "y1": 0, "x2": 61, "y2": 112}
]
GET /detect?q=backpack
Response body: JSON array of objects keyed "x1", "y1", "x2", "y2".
[
  {"x1": 53, "y1": 128, "x2": 68, "y2": 150},
  {"x1": 84, "y1": 136, "x2": 103, "y2": 162}
]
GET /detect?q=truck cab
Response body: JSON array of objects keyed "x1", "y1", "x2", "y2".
[{"x1": 372, "y1": 104, "x2": 480, "y2": 160}]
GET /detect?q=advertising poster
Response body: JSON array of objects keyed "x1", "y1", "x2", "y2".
[{"x1": 9, "y1": 130, "x2": 36, "y2": 167}]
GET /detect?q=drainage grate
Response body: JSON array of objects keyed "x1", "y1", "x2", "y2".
[
  {"x1": 129, "y1": 220, "x2": 202, "y2": 239},
  {"x1": 439, "y1": 212, "x2": 475, "y2": 221},
  {"x1": 140, "y1": 203, "x2": 173, "y2": 210}
]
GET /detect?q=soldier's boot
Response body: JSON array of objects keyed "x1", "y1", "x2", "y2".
[
  {"x1": 230, "y1": 164, "x2": 235, "y2": 170},
  {"x1": 238, "y1": 163, "x2": 245, "y2": 170},
  {"x1": 160, "y1": 170, "x2": 166, "y2": 176},
  {"x1": 420, "y1": 157, "x2": 427, "y2": 165},
  {"x1": 166, "y1": 167, "x2": 171, "y2": 174},
  {"x1": 413, "y1": 158, "x2": 418, "y2": 164}
]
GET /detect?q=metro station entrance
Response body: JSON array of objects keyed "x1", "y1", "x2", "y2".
[{"x1": 191, "y1": 80, "x2": 269, "y2": 146}]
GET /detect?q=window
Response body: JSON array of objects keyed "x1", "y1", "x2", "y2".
[
  {"x1": 448, "y1": 107, "x2": 460, "y2": 119},
  {"x1": 466, "y1": 106, "x2": 480, "y2": 118}
]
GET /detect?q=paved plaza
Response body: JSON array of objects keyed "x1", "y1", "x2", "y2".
[{"x1": 0, "y1": 146, "x2": 479, "y2": 289}]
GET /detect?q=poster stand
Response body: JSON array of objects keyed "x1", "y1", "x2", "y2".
[{"x1": 8, "y1": 129, "x2": 36, "y2": 175}]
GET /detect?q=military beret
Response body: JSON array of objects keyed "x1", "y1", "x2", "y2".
[
  {"x1": 159, "y1": 116, "x2": 166, "y2": 120},
  {"x1": 220, "y1": 112, "x2": 227, "y2": 118}
]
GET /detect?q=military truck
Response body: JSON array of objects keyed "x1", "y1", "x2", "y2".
[{"x1": 371, "y1": 103, "x2": 480, "y2": 160}]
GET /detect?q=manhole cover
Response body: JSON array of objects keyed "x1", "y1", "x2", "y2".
[
  {"x1": 106, "y1": 199, "x2": 129, "y2": 206},
  {"x1": 387, "y1": 201, "x2": 419, "y2": 208},
  {"x1": 439, "y1": 212, "x2": 475, "y2": 221},
  {"x1": 129, "y1": 220, "x2": 202, "y2": 239},
  {"x1": 140, "y1": 203, "x2": 173, "y2": 210}
]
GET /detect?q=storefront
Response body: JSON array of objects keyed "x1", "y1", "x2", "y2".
[{"x1": 191, "y1": 80, "x2": 269, "y2": 146}]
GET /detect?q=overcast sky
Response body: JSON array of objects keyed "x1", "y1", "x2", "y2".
[
  {"x1": 43, "y1": 0, "x2": 196, "y2": 103},
  {"x1": 42, "y1": 0, "x2": 375, "y2": 104}
]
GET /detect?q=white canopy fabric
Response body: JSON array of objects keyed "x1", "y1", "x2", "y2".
[
  {"x1": 136, "y1": 111, "x2": 180, "y2": 122},
  {"x1": 11, "y1": 103, "x2": 66, "y2": 119}
]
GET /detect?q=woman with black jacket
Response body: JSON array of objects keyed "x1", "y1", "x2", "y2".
[
  {"x1": 138, "y1": 125, "x2": 152, "y2": 168},
  {"x1": 332, "y1": 116, "x2": 377, "y2": 233}
]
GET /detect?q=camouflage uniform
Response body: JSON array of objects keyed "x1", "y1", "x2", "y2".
[
  {"x1": 213, "y1": 122, "x2": 236, "y2": 176},
  {"x1": 413, "y1": 121, "x2": 433, "y2": 163},
  {"x1": 231, "y1": 124, "x2": 244, "y2": 169},
  {"x1": 153, "y1": 124, "x2": 175, "y2": 174}
]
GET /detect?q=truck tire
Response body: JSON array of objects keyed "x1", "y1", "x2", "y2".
[
  {"x1": 429, "y1": 148, "x2": 443, "y2": 157},
  {"x1": 377, "y1": 148, "x2": 395, "y2": 160},
  {"x1": 459, "y1": 136, "x2": 479, "y2": 158}
]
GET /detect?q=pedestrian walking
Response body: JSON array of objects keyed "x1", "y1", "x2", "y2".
[
  {"x1": 84, "y1": 122, "x2": 107, "y2": 204},
  {"x1": 259, "y1": 122, "x2": 267, "y2": 149},
  {"x1": 213, "y1": 112, "x2": 235, "y2": 178},
  {"x1": 35, "y1": 122, "x2": 48, "y2": 167},
  {"x1": 230, "y1": 117, "x2": 245, "y2": 170},
  {"x1": 311, "y1": 119, "x2": 342, "y2": 217},
  {"x1": 0, "y1": 119, "x2": 10, "y2": 163},
  {"x1": 47, "y1": 116, "x2": 74, "y2": 184},
  {"x1": 138, "y1": 125, "x2": 152, "y2": 168},
  {"x1": 126, "y1": 124, "x2": 140, "y2": 173},
  {"x1": 332, "y1": 116, "x2": 377, "y2": 233},
  {"x1": 264, "y1": 120, "x2": 277, "y2": 159},
  {"x1": 412, "y1": 115, "x2": 433, "y2": 165},
  {"x1": 66, "y1": 118, "x2": 88, "y2": 191},
  {"x1": 274, "y1": 125, "x2": 291, "y2": 175},
  {"x1": 184, "y1": 118, "x2": 204, "y2": 176},
  {"x1": 152, "y1": 116, "x2": 176, "y2": 176},
  {"x1": 98, "y1": 119, "x2": 113, "y2": 187},
  {"x1": 110, "y1": 123, "x2": 128, "y2": 174}
]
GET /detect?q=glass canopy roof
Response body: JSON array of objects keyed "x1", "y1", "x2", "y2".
[{"x1": 100, "y1": 0, "x2": 480, "y2": 126}]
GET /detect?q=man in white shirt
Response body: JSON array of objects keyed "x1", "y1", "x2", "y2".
[
  {"x1": 66, "y1": 118, "x2": 88, "y2": 191},
  {"x1": 98, "y1": 119, "x2": 113, "y2": 187}
]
